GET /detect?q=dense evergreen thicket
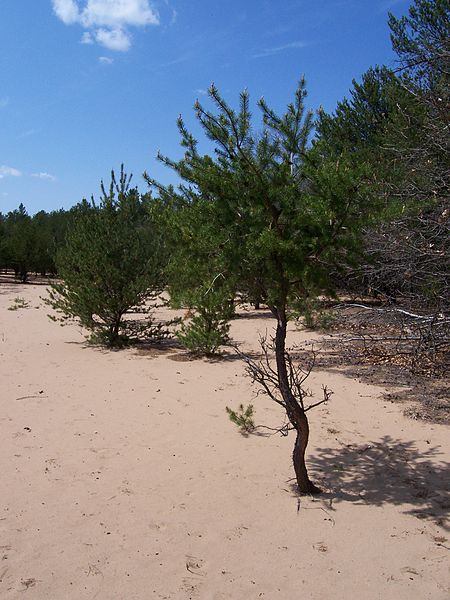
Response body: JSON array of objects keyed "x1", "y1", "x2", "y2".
[{"x1": 317, "y1": 0, "x2": 449, "y2": 311}]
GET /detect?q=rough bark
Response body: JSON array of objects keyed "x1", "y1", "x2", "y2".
[{"x1": 272, "y1": 304, "x2": 321, "y2": 494}]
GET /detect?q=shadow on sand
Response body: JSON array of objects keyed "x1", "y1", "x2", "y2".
[
  {"x1": 301, "y1": 435, "x2": 450, "y2": 530},
  {"x1": 235, "y1": 309, "x2": 274, "y2": 321}
]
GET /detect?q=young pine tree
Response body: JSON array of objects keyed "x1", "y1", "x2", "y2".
[
  {"x1": 146, "y1": 80, "x2": 369, "y2": 493},
  {"x1": 47, "y1": 167, "x2": 166, "y2": 346}
]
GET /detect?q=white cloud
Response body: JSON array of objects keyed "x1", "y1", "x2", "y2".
[
  {"x1": 81, "y1": 31, "x2": 94, "y2": 44},
  {"x1": 99, "y1": 55, "x2": 114, "y2": 64},
  {"x1": 253, "y1": 41, "x2": 308, "y2": 59},
  {"x1": 52, "y1": 0, "x2": 159, "y2": 51},
  {"x1": 0, "y1": 165, "x2": 21, "y2": 179},
  {"x1": 52, "y1": 0, "x2": 80, "y2": 24},
  {"x1": 96, "y1": 27, "x2": 130, "y2": 51},
  {"x1": 80, "y1": 0, "x2": 159, "y2": 28},
  {"x1": 31, "y1": 172, "x2": 57, "y2": 181},
  {"x1": 0, "y1": 97, "x2": 9, "y2": 109}
]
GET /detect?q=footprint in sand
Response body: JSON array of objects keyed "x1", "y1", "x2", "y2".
[
  {"x1": 185, "y1": 555, "x2": 205, "y2": 575},
  {"x1": 182, "y1": 556, "x2": 206, "y2": 599},
  {"x1": 20, "y1": 578, "x2": 38, "y2": 590}
]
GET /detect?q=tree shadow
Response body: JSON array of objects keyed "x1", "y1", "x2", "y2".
[
  {"x1": 0, "y1": 284, "x2": 21, "y2": 295},
  {"x1": 135, "y1": 339, "x2": 185, "y2": 359},
  {"x1": 235, "y1": 309, "x2": 273, "y2": 320},
  {"x1": 305, "y1": 436, "x2": 450, "y2": 529},
  {"x1": 204, "y1": 347, "x2": 260, "y2": 363}
]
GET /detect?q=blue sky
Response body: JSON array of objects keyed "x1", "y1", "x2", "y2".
[{"x1": 0, "y1": 0, "x2": 410, "y2": 214}]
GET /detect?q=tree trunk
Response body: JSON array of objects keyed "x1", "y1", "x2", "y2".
[
  {"x1": 272, "y1": 304, "x2": 321, "y2": 494},
  {"x1": 109, "y1": 316, "x2": 122, "y2": 345},
  {"x1": 292, "y1": 412, "x2": 321, "y2": 494}
]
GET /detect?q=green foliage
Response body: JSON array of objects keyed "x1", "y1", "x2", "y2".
[
  {"x1": 145, "y1": 79, "x2": 369, "y2": 493},
  {"x1": 0, "y1": 204, "x2": 73, "y2": 279},
  {"x1": 178, "y1": 285, "x2": 233, "y2": 355},
  {"x1": 226, "y1": 404, "x2": 255, "y2": 434},
  {"x1": 388, "y1": 0, "x2": 449, "y2": 91},
  {"x1": 1, "y1": 204, "x2": 36, "y2": 282},
  {"x1": 316, "y1": 66, "x2": 407, "y2": 158},
  {"x1": 148, "y1": 165, "x2": 237, "y2": 355},
  {"x1": 46, "y1": 166, "x2": 167, "y2": 347},
  {"x1": 30, "y1": 209, "x2": 72, "y2": 276},
  {"x1": 146, "y1": 79, "x2": 369, "y2": 315},
  {"x1": 315, "y1": 0, "x2": 449, "y2": 310}
]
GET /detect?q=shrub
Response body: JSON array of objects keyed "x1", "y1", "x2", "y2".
[{"x1": 178, "y1": 287, "x2": 233, "y2": 355}]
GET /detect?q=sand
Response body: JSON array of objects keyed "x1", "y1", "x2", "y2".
[{"x1": 0, "y1": 283, "x2": 448, "y2": 600}]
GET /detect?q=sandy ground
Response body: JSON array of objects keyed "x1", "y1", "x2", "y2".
[{"x1": 0, "y1": 283, "x2": 449, "y2": 600}]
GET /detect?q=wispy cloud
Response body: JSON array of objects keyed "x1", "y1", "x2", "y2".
[
  {"x1": 17, "y1": 128, "x2": 39, "y2": 140},
  {"x1": 378, "y1": 0, "x2": 409, "y2": 11},
  {"x1": 0, "y1": 165, "x2": 22, "y2": 179},
  {"x1": 99, "y1": 55, "x2": 114, "y2": 64},
  {"x1": 0, "y1": 97, "x2": 9, "y2": 109},
  {"x1": 252, "y1": 40, "x2": 308, "y2": 59},
  {"x1": 31, "y1": 172, "x2": 57, "y2": 182},
  {"x1": 161, "y1": 0, "x2": 177, "y2": 27},
  {"x1": 81, "y1": 31, "x2": 94, "y2": 44},
  {"x1": 194, "y1": 88, "x2": 208, "y2": 96},
  {"x1": 159, "y1": 54, "x2": 191, "y2": 68},
  {"x1": 52, "y1": 0, "x2": 160, "y2": 51}
]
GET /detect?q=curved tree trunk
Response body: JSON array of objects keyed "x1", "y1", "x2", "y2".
[
  {"x1": 272, "y1": 303, "x2": 321, "y2": 494},
  {"x1": 292, "y1": 411, "x2": 321, "y2": 494}
]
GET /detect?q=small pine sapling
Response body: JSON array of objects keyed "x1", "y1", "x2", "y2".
[
  {"x1": 226, "y1": 404, "x2": 255, "y2": 434},
  {"x1": 178, "y1": 286, "x2": 233, "y2": 356}
]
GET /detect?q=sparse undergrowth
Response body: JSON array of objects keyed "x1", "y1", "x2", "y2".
[
  {"x1": 292, "y1": 301, "x2": 449, "y2": 424},
  {"x1": 8, "y1": 297, "x2": 30, "y2": 311}
]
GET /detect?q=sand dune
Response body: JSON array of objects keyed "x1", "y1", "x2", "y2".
[{"x1": 1, "y1": 284, "x2": 448, "y2": 599}]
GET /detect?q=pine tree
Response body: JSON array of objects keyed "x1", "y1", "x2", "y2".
[
  {"x1": 146, "y1": 80, "x2": 368, "y2": 493},
  {"x1": 47, "y1": 167, "x2": 166, "y2": 346}
]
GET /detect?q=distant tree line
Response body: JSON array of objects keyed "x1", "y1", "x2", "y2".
[{"x1": 0, "y1": 203, "x2": 73, "y2": 281}]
